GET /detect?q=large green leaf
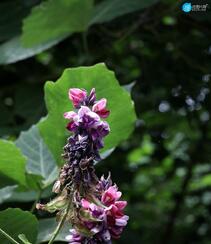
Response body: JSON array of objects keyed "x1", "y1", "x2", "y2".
[
  {"x1": 39, "y1": 63, "x2": 136, "y2": 163},
  {"x1": 37, "y1": 218, "x2": 70, "y2": 243},
  {"x1": 0, "y1": 36, "x2": 67, "y2": 65},
  {"x1": 0, "y1": 140, "x2": 27, "y2": 186},
  {"x1": 16, "y1": 125, "x2": 58, "y2": 188},
  {"x1": 89, "y1": 0, "x2": 158, "y2": 25},
  {"x1": 21, "y1": 0, "x2": 93, "y2": 47},
  {"x1": 8, "y1": 187, "x2": 52, "y2": 203},
  {"x1": 0, "y1": 208, "x2": 38, "y2": 244},
  {"x1": 0, "y1": 185, "x2": 17, "y2": 204}
]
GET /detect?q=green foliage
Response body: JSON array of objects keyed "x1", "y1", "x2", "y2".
[
  {"x1": 0, "y1": 36, "x2": 66, "y2": 64},
  {"x1": 0, "y1": 140, "x2": 27, "y2": 186},
  {"x1": 39, "y1": 63, "x2": 136, "y2": 163},
  {"x1": 16, "y1": 125, "x2": 58, "y2": 188},
  {"x1": 0, "y1": 208, "x2": 38, "y2": 244},
  {"x1": 90, "y1": 0, "x2": 158, "y2": 24},
  {"x1": 0, "y1": 185, "x2": 17, "y2": 204},
  {"x1": 21, "y1": 0, "x2": 93, "y2": 47},
  {"x1": 0, "y1": 0, "x2": 159, "y2": 64},
  {"x1": 127, "y1": 135, "x2": 155, "y2": 167}
]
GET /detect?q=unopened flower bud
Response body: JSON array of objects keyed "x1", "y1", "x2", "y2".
[
  {"x1": 36, "y1": 193, "x2": 68, "y2": 213},
  {"x1": 52, "y1": 180, "x2": 61, "y2": 193}
]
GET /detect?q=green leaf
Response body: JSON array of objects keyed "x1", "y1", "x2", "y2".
[
  {"x1": 37, "y1": 218, "x2": 70, "y2": 243},
  {"x1": 0, "y1": 185, "x2": 17, "y2": 204},
  {"x1": 7, "y1": 187, "x2": 52, "y2": 203},
  {"x1": 21, "y1": 0, "x2": 93, "y2": 47},
  {"x1": 38, "y1": 63, "x2": 136, "y2": 164},
  {"x1": 16, "y1": 125, "x2": 58, "y2": 188},
  {"x1": 0, "y1": 140, "x2": 27, "y2": 186},
  {"x1": 89, "y1": 0, "x2": 158, "y2": 25},
  {"x1": 0, "y1": 36, "x2": 67, "y2": 65},
  {"x1": 0, "y1": 208, "x2": 38, "y2": 244}
]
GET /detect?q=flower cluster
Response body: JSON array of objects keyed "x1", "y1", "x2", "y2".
[
  {"x1": 66, "y1": 176, "x2": 129, "y2": 243},
  {"x1": 37, "y1": 88, "x2": 128, "y2": 244},
  {"x1": 64, "y1": 88, "x2": 110, "y2": 150}
]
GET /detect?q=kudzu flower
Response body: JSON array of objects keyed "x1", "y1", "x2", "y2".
[
  {"x1": 65, "y1": 106, "x2": 109, "y2": 149},
  {"x1": 69, "y1": 88, "x2": 87, "y2": 108},
  {"x1": 66, "y1": 178, "x2": 129, "y2": 243},
  {"x1": 92, "y1": 98, "x2": 110, "y2": 118},
  {"x1": 37, "y1": 88, "x2": 128, "y2": 244}
]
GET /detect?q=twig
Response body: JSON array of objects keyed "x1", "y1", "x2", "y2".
[
  {"x1": 0, "y1": 227, "x2": 20, "y2": 244},
  {"x1": 48, "y1": 201, "x2": 71, "y2": 244}
]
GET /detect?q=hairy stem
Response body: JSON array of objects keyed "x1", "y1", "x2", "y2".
[
  {"x1": 0, "y1": 227, "x2": 20, "y2": 244},
  {"x1": 48, "y1": 201, "x2": 71, "y2": 244}
]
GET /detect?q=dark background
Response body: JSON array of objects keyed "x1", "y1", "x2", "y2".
[{"x1": 1, "y1": 0, "x2": 211, "y2": 243}]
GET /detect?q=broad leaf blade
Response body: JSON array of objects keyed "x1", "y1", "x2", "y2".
[
  {"x1": 0, "y1": 140, "x2": 27, "y2": 186},
  {"x1": 0, "y1": 185, "x2": 17, "y2": 204},
  {"x1": 16, "y1": 125, "x2": 58, "y2": 187},
  {"x1": 0, "y1": 36, "x2": 67, "y2": 65},
  {"x1": 0, "y1": 208, "x2": 38, "y2": 244},
  {"x1": 21, "y1": 0, "x2": 93, "y2": 47},
  {"x1": 39, "y1": 63, "x2": 136, "y2": 164}
]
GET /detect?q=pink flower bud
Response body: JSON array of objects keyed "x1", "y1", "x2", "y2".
[
  {"x1": 69, "y1": 88, "x2": 87, "y2": 108},
  {"x1": 115, "y1": 201, "x2": 127, "y2": 210},
  {"x1": 92, "y1": 98, "x2": 110, "y2": 118},
  {"x1": 52, "y1": 180, "x2": 61, "y2": 193},
  {"x1": 101, "y1": 186, "x2": 122, "y2": 206},
  {"x1": 81, "y1": 199, "x2": 90, "y2": 209}
]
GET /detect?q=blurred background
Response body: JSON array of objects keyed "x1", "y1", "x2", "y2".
[{"x1": 0, "y1": 0, "x2": 211, "y2": 243}]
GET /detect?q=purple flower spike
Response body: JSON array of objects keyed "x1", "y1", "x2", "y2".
[{"x1": 37, "y1": 87, "x2": 128, "y2": 244}]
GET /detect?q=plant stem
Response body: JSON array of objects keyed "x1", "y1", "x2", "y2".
[
  {"x1": 0, "y1": 227, "x2": 20, "y2": 244},
  {"x1": 48, "y1": 202, "x2": 71, "y2": 244},
  {"x1": 30, "y1": 189, "x2": 43, "y2": 213}
]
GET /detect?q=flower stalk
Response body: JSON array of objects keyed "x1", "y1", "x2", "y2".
[{"x1": 48, "y1": 201, "x2": 72, "y2": 244}]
